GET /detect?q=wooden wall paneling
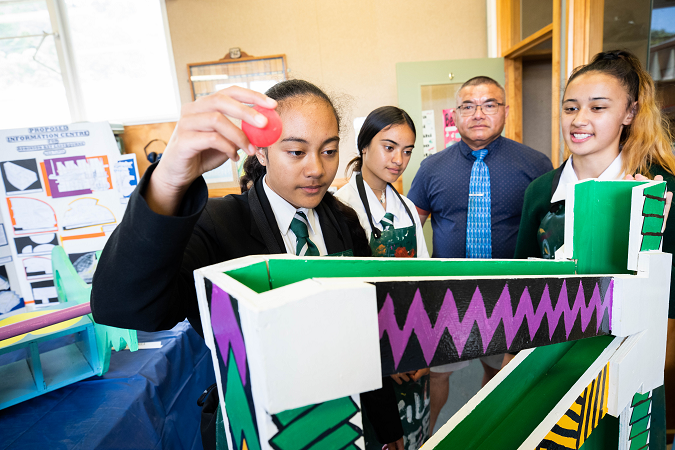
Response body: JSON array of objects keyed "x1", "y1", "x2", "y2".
[
  {"x1": 587, "y1": 0, "x2": 604, "y2": 60},
  {"x1": 503, "y1": 24, "x2": 554, "y2": 59},
  {"x1": 497, "y1": 0, "x2": 521, "y2": 55},
  {"x1": 551, "y1": 0, "x2": 562, "y2": 167},
  {"x1": 568, "y1": 0, "x2": 604, "y2": 71},
  {"x1": 121, "y1": 122, "x2": 177, "y2": 177},
  {"x1": 505, "y1": 57, "x2": 523, "y2": 143}
]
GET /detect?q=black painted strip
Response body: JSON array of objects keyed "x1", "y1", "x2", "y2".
[
  {"x1": 551, "y1": 423, "x2": 579, "y2": 438},
  {"x1": 645, "y1": 194, "x2": 666, "y2": 201},
  {"x1": 597, "y1": 366, "x2": 607, "y2": 427}
]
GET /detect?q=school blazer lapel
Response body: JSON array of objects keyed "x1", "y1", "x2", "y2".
[
  {"x1": 247, "y1": 178, "x2": 352, "y2": 256},
  {"x1": 248, "y1": 178, "x2": 286, "y2": 254},
  {"x1": 316, "y1": 199, "x2": 353, "y2": 255}
]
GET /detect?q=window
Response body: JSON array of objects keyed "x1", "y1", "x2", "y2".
[
  {"x1": 0, "y1": 0, "x2": 71, "y2": 128},
  {"x1": 0, "y1": 0, "x2": 179, "y2": 129}
]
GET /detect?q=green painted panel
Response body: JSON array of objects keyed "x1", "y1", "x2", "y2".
[
  {"x1": 629, "y1": 431, "x2": 649, "y2": 450},
  {"x1": 306, "y1": 424, "x2": 359, "y2": 450},
  {"x1": 224, "y1": 349, "x2": 261, "y2": 450},
  {"x1": 274, "y1": 404, "x2": 314, "y2": 427},
  {"x1": 396, "y1": 57, "x2": 505, "y2": 194},
  {"x1": 643, "y1": 183, "x2": 666, "y2": 202},
  {"x1": 577, "y1": 414, "x2": 619, "y2": 450},
  {"x1": 629, "y1": 416, "x2": 650, "y2": 439},
  {"x1": 269, "y1": 397, "x2": 358, "y2": 449},
  {"x1": 641, "y1": 235, "x2": 663, "y2": 252},
  {"x1": 631, "y1": 398, "x2": 652, "y2": 423},
  {"x1": 226, "y1": 261, "x2": 270, "y2": 294},
  {"x1": 643, "y1": 216, "x2": 664, "y2": 231},
  {"x1": 573, "y1": 181, "x2": 645, "y2": 275},
  {"x1": 264, "y1": 258, "x2": 576, "y2": 290},
  {"x1": 433, "y1": 336, "x2": 614, "y2": 449},
  {"x1": 632, "y1": 391, "x2": 651, "y2": 406},
  {"x1": 641, "y1": 183, "x2": 667, "y2": 252}
]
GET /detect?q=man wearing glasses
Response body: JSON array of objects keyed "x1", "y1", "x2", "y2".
[{"x1": 407, "y1": 76, "x2": 552, "y2": 433}]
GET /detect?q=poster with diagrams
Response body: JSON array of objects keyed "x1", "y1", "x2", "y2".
[{"x1": 0, "y1": 122, "x2": 139, "y2": 314}]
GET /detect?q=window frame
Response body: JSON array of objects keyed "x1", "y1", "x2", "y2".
[{"x1": 19, "y1": 0, "x2": 181, "y2": 126}]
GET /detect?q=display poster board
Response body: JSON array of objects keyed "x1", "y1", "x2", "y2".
[
  {"x1": 0, "y1": 122, "x2": 139, "y2": 315},
  {"x1": 421, "y1": 110, "x2": 436, "y2": 157},
  {"x1": 442, "y1": 108, "x2": 461, "y2": 147}
]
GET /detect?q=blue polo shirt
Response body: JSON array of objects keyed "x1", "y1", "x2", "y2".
[{"x1": 408, "y1": 136, "x2": 552, "y2": 259}]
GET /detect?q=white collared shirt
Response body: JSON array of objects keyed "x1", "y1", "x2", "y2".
[
  {"x1": 550, "y1": 154, "x2": 624, "y2": 203},
  {"x1": 262, "y1": 176, "x2": 328, "y2": 256},
  {"x1": 335, "y1": 173, "x2": 430, "y2": 258}
]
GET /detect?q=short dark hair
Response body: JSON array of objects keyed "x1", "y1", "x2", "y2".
[
  {"x1": 458, "y1": 76, "x2": 505, "y2": 102},
  {"x1": 347, "y1": 106, "x2": 416, "y2": 175}
]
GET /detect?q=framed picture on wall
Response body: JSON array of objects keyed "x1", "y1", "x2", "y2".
[{"x1": 187, "y1": 54, "x2": 288, "y2": 100}]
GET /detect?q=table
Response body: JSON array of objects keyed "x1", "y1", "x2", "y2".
[{"x1": 0, "y1": 320, "x2": 215, "y2": 450}]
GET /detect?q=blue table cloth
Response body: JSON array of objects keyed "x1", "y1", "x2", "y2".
[{"x1": 0, "y1": 321, "x2": 215, "y2": 450}]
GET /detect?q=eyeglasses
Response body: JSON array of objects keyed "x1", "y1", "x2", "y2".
[{"x1": 456, "y1": 102, "x2": 505, "y2": 117}]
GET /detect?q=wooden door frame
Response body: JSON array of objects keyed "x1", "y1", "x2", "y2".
[{"x1": 497, "y1": 0, "x2": 604, "y2": 167}]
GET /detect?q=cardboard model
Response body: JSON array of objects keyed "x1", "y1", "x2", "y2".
[
  {"x1": 194, "y1": 179, "x2": 671, "y2": 450},
  {"x1": 0, "y1": 246, "x2": 137, "y2": 410}
]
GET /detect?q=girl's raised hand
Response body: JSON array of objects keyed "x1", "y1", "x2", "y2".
[{"x1": 145, "y1": 86, "x2": 277, "y2": 215}]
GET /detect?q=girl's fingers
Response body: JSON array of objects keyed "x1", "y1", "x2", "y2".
[
  {"x1": 663, "y1": 191, "x2": 673, "y2": 233},
  {"x1": 224, "y1": 85, "x2": 277, "y2": 109},
  {"x1": 178, "y1": 111, "x2": 256, "y2": 155},
  {"x1": 187, "y1": 87, "x2": 277, "y2": 129},
  {"x1": 177, "y1": 130, "x2": 241, "y2": 162}
]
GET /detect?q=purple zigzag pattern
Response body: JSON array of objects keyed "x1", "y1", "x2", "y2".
[
  {"x1": 212, "y1": 285, "x2": 248, "y2": 384},
  {"x1": 378, "y1": 279, "x2": 613, "y2": 369}
]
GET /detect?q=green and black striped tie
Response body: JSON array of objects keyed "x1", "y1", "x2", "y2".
[{"x1": 290, "y1": 211, "x2": 320, "y2": 256}]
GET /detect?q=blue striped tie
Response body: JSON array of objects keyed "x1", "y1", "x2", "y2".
[
  {"x1": 290, "y1": 211, "x2": 320, "y2": 256},
  {"x1": 466, "y1": 149, "x2": 491, "y2": 258}
]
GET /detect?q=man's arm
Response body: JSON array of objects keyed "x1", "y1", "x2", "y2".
[{"x1": 416, "y1": 206, "x2": 430, "y2": 226}]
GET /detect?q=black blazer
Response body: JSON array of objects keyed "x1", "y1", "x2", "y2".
[
  {"x1": 91, "y1": 164, "x2": 370, "y2": 335},
  {"x1": 91, "y1": 164, "x2": 401, "y2": 448}
]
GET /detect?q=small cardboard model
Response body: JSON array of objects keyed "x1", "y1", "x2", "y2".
[
  {"x1": 194, "y1": 179, "x2": 671, "y2": 450},
  {"x1": 0, "y1": 246, "x2": 138, "y2": 410}
]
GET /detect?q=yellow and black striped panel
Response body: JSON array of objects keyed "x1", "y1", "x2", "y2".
[{"x1": 536, "y1": 363, "x2": 609, "y2": 450}]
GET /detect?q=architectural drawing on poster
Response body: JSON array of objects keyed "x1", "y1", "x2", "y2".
[
  {"x1": 113, "y1": 157, "x2": 138, "y2": 203},
  {"x1": 6, "y1": 197, "x2": 58, "y2": 235},
  {"x1": 30, "y1": 279, "x2": 57, "y2": 306},
  {"x1": 14, "y1": 233, "x2": 58, "y2": 256},
  {"x1": 0, "y1": 122, "x2": 139, "y2": 310},
  {"x1": 62, "y1": 198, "x2": 115, "y2": 230},
  {"x1": 43, "y1": 155, "x2": 112, "y2": 198},
  {"x1": 0, "y1": 160, "x2": 43, "y2": 195},
  {"x1": 0, "y1": 290, "x2": 21, "y2": 314},
  {"x1": 0, "y1": 265, "x2": 21, "y2": 315},
  {"x1": 22, "y1": 256, "x2": 53, "y2": 280},
  {"x1": 0, "y1": 224, "x2": 7, "y2": 247},
  {"x1": 68, "y1": 251, "x2": 98, "y2": 284}
]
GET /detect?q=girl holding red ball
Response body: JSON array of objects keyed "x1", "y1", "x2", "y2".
[{"x1": 90, "y1": 80, "x2": 405, "y2": 450}]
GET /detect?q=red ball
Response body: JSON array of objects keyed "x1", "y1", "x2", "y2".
[{"x1": 242, "y1": 105, "x2": 283, "y2": 147}]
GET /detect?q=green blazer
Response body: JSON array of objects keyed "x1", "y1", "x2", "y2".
[{"x1": 514, "y1": 162, "x2": 675, "y2": 318}]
